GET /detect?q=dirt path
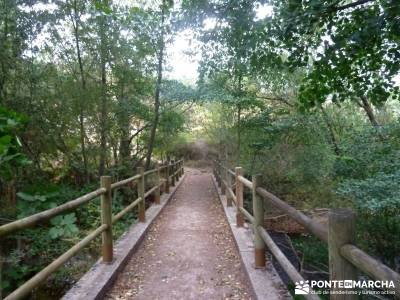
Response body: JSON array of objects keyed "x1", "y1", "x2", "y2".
[{"x1": 105, "y1": 168, "x2": 252, "y2": 300}]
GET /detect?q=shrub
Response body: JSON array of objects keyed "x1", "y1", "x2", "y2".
[{"x1": 336, "y1": 171, "x2": 400, "y2": 268}]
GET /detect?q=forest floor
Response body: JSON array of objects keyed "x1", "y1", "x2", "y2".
[{"x1": 105, "y1": 168, "x2": 253, "y2": 299}]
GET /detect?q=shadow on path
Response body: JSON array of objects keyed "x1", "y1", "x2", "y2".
[{"x1": 105, "y1": 168, "x2": 252, "y2": 299}]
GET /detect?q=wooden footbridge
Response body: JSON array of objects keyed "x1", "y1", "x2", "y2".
[{"x1": 0, "y1": 159, "x2": 399, "y2": 300}]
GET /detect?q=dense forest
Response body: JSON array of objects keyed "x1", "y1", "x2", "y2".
[{"x1": 1, "y1": 0, "x2": 399, "y2": 298}]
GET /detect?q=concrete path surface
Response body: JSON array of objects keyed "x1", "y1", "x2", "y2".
[{"x1": 105, "y1": 168, "x2": 253, "y2": 299}]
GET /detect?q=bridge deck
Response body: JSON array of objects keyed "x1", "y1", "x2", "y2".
[{"x1": 105, "y1": 168, "x2": 253, "y2": 299}]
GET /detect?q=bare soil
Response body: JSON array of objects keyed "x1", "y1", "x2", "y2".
[{"x1": 105, "y1": 168, "x2": 252, "y2": 300}]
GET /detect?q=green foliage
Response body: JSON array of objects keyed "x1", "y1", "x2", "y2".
[
  {"x1": 1, "y1": 251, "x2": 31, "y2": 292},
  {"x1": 337, "y1": 171, "x2": 400, "y2": 264},
  {"x1": 292, "y1": 234, "x2": 329, "y2": 272},
  {"x1": 16, "y1": 191, "x2": 59, "y2": 217},
  {"x1": 334, "y1": 124, "x2": 400, "y2": 179},
  {"x1": 0, "y1": 107, "x2": 30, "y2": 179},
  {"x1": 2, "y1": 180, "x2": 137, "y2": 296},
  {"x1": 185, "y1": 0, "x2": 400, "y2": 277},
  {"x1": 49, "y1": 214, "x2": 79, "y2": 239},
  {"x1": 264, "y1": 0, "x2": 400, "y2": 108}
]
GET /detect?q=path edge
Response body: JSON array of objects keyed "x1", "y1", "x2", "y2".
[
  {"x1": 62, "y1": 174, "x2": 186, "y2": 300},
  {"x1": 211, "y1": 174, "x2": 292, "y2": 300}
]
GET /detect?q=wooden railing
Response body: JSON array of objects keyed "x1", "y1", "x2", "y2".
[
  {"x1": 213, "y1": 160, "x2": 400, "y2": 300},
  {"x1": 0, "y1": 159, "x2": 184, "y2": 300}
]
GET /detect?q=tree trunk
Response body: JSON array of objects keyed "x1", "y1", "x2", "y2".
[
  {"x1": 119, "y1": 137, "x2": 130, "y2": 163},
  {"x1": 319, "y1": 106, "x2": 341, "y2": 155},
  {"x1": 4, "y1": 179, "x2": 16, "y2": 215},
  {"x1": 145, "y1": 0, "x2": 166, "y2": 170},
  {"x1": 98, "y1": 0, "x2": 109, "y2": 176},
  {"x1": 72, "y1": 0, "x2": 89, "y2": 182},
  {"x1": 358, "y1": 96, "x2": 380, "y2": 128},
  {"x1": 236, "y1": 74, "x2": 243, "y2": 163},
  {"x1": 0, "y1": 1, "x2": 12, "y2": 104},
  {"x1": 117, "y1": 83, "x2": 132, "y2": 165},
  {"x1": 237, "y1": 103, "x2": 241, "y2": 163}
]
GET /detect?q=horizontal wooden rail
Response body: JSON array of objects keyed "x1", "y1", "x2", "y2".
[
  {"x1": 222, "y1": 180, "x2": 237, "y2": 204},
  {"x1": 219, "y1": 163, "x2": 234, "y2": 175},
  {"x1": 5, "y1": 224, "x2": 108, "y2": 300},
  {"x1": 144, "y1": 169, "x2": 158, "y2": 176},
  {"x1": 144, "y1": 184, "x2": 159, "y2": 198},
  {"x1": 172, "y1": 168, "x2": 181, "y2": 177},
  {"x1": 257, "y1": 226, "x2": 319, "y2": 300},
  {"x1": 239, "y1": 207, "x2": 254, "y2": 224},
  {"x1": 112, "y1": 197, "x2": 142, "y2": 224},
  {"x1": 256, "y1": 187, "x2": 328, "y2": 242},
  {"x1": 340, "y1": 245, "x2": 400, "y2": 294},
  {"x1": 227, "y1": 187, "x2": 236, "y2": 204},
  {"x1": 214, "y1": 159, "x2": 400, "y2": 299},
  {"x1": 238, "y1": 175, "x2": 253, "y2": 189},
  {"x1": 226, "y1": 187, "x2": 236, "y2": 203},
  {"x1": 0, "y1": 188, "x2": 106, "y2": 238},
  {"x1": 1, "y1": 158, "x2": 185, "y2": 300},
  {"x1": 111, "y1": 174, "x2": 140, "y2": 190},
  {"x1": 227, "y1": 168, "x2": 235, "y2": 177},
  {"x1": 221, "y1": 178, "x2": 233, "y2": 189}
]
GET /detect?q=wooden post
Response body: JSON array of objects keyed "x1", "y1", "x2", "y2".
[
  {"x1": 252, "y1": 174, "x2": 265, "y2": 268},
  {"x1": 171, "y1": 160, "x2": 176, "y2": 186},
  {"x1": 217, "y1": 162, "x2": 221, "y2": 187},
  {"x1": 175, "y1": 160, "x2": 179, "y2": 182},
  {"x1": 181, "y1": 159, "x2": 184, "y2": 176},
  {"x1": 328, "y1": 209, "x2": 357, "y2": 300},
  {"x1": 137, "y1": 167, "x2": 145, "y2": 222},
  {"x1": 235, "y1": 167, "x2": 244, "y2": 227},
  {"x1": 155, "y1": 162, "x2": 161, "y2": 204},
  {"x1": 101, "y1": 176, "x2": 113, "y2": 263},
  {"x1": 226, "y1": 167, "x2": 232, "y2": 207},
  {"x1": 221, "y1": 164, "x2": 226, "y2": 196},
  {"x1": 165, "y1": 161, "x2": 170, "y2": 193}
]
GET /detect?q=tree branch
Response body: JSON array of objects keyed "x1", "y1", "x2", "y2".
[
  {"x1": 128, "y1": 124, "x2": 150, "y2": 144},
  {"x1": 335, "y1": 0, "x2": 375, "y2": 11},
  {"x1": 256, "y1": 95, "x2": 294, "y2": 107}
]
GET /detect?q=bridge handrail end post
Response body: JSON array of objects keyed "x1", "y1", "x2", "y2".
[
  {"x1": 137, "y1": 167, "x2": 146, "y2": 222},
  {"x1": 101, "y1": 176, "x2": 113, "y2": 263},
  {"x1": 252, "y1": 174, "x2": 266, "y2": 268},
  {"x1": 328, "y1": 208, "x2": 357, "y2": 299}
]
